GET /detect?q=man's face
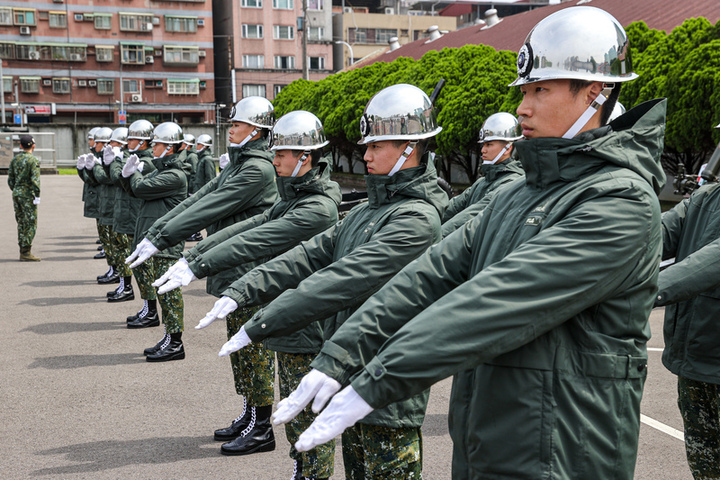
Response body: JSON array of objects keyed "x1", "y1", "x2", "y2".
[
  {"x1": 94, "y1": 141, "x2": 105, "y2": 153},
  {"x1": 88, "y1": 138, "x2": 94, "y2": 148},
  {"x1": 363, "y1": 140, "x2": 409, "y2": 175},
  {"x1": 109, "y1": 140, "x2": 124, "y2": 149},
  {"x1": 516, "y1": 79, "x2": 601, "y2": 139},
  {"x1": 228, "y1": 121, "x2": 255, "y2": 144},
  {"x1": 481, "y1": 140, "x2": 510, "y2": 163},
  {"x1": 127, "y1": 138, "x2": 142, "y2": 150},
  {"x1": 152, "y1": 142, "x2": 169, "y2": 157},
  {"x1": 273, "y1": 149, "x2": 303, "y2": 177}
]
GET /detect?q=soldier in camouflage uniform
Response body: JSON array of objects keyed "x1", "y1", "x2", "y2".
[{"x1": 8, "y1": 134, "x2": 41, "y2": 261}]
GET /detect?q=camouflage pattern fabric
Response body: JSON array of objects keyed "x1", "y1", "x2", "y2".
[
  {"x1": 97, "y1": 222, "x2": 112, "y2": 267},
  {"x1": 12, "y1": 196, "x2": 37, "y2": 249},
  {"x1": 226, "y1": 306, "x2": 274, "y2": 406},
  {"x1": 133, "y1": 255, "x2": 157, "y2": 301},
  {"x1": 110, "y1": 230, "x2": 133, "y2": 278},
  {"x1": 277, "y1": 352, "x2": 335, "y2": 478},
  {"x1": 341, "y1": 423, "x2": 422, "y2": 479},
  {"x1": 678, "y1": 376, "x2": 720, "y2": 479},
  {"x1": 154, "y1": 257, "x2": 184, "y2": 334}
]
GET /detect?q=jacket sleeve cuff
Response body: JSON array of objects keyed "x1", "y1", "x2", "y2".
[
  {"x1": 242, "y1": 308, "x2": 268, "y2": 342},
  {"x1": 310, "y1": 346, "x2": 354, "y2": 385},
  {"x1": 349, "y1": 357, "x2": 391, "y2": 410},
  {"x1": 187, "y1": 254, "x2": 210, "y2": 278},
  {"x1": 184, "y1": 246, "x2": 199, "y2": 262}
]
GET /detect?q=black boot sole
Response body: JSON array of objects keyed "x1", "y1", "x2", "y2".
[
  {"x1": 98, "y1": 276, "x2": 120, "y2": 285},
  {"x1": 220, "y1": 439, "x2": 276, "y2": 456},
  {"x1": 127, "y1": 318, "x2": 160, "y2": 329},
  {"x1": 146, "y1": 350, "x2": 185, "y2": 362},
  {"x1": 214, "y1": 432, "x2": 242, "y2": 442},
  {"x1": 108, "y1": 292, "x2": 135, "y2": 303}
]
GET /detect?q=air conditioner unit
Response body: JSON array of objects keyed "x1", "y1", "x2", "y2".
[
  {"x1": 145, "y1": 55, "x2": 154, "y2": 64},
  {"x1": 141, "y1": 22, "x2": 153, "y2": 31},
  {"x1": 152, "y1": 17, "x2": 160, "y2": 25},
  {"x1": 154, "y1": 50, "x2": 162, "y2": 56},
  {"x1": 28, "y1": 51, "x2": 41, "y2": 60},
  {"x1": 198, "y1": 50, "x2": 206, "y2": 58},
  {"x1": 197, "y1": 19, "x2": 205, "y2": 26},
  {"x1": 70, "y1": 54, "x2": 83, "y2": 61},
  {"x1": 343, "y1": 7, "x2": 352, "y2": 13},
  {"x1": 384, "y1": 7, "x2": 394, "y2": 14},
  {"x1": 78, "y1": 79, "x2": 87, "y2": 86},
  {"x1": 19, "y1": 26, "x2": 31, "y2": 35},
  {"x1": 43, "y1": 79, "x2": 52, "y2": 86},
  {"x1": 131, "y1": 94, "x2": 142, "y2": 102},
  {"x1": 74, "y1": 13, "x2": 84, "y2": 21},
  {"x1": 88, "y1": 80, "x2": 97, "y2": 86}
]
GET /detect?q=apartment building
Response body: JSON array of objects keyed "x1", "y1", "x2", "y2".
[{"x1": 0, "y1": 0, "x2": 214, "y2": 124}]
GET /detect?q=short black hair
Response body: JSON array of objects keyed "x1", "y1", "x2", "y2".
[
  {"x1": 291, "y1": 148, "x2": 323, "y2": 167},
  {"x1": 391, "y1": 139, "x2": 427, "y2": 163},
  {"x1": 568, "y1": 79, "x2": 622, "y2": 127}
]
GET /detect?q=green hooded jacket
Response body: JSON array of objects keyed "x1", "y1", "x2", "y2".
[
  {"x1": 192, "y1": 148, "x2": 216, "y2": 193},
  {"x1": 109, "y1": 148, "x2": 155, "y2": 234},
  {"x1": 185, "y1": 157, "x2": 342, "y2": 353},
  {"x1": 184, "y1": 147, "x2": 199, "y2": 194},
  {"x1": 90, "y1": 150, "x2": 117, "y2": 226},
  {"x1": 144, "y1": 138, "x2": 277, "y2": 296},
  {"x1": 78, "y1": 151, "x2": 101, "y2": 219},
  {"x1": 657, "y1": 182, "x2": 720, "y2": 384},
  {"x1": 129, "y1": 152, "x2": 188, "y2": 260},
  {"x1": 441, "y1": 158, "x2": 524, "y2": 236},
  {"x1": 227, "y1": 159, "x2": 448, "y2": 427},
  {"x1": 309, "y1": 99, "x2": 666, "y2": 479}
]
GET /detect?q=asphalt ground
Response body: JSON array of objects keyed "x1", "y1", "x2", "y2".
[{"x1": 0, "y1": 175, "x2": 693, "y2": 479}]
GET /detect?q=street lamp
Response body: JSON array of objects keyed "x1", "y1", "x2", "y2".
[{"x1": 335, "y1": 41, "x2": 354, "y2": 67}]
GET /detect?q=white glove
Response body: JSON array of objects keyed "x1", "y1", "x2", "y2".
[
  {"x1": 33, "y1": 197, "x2": 40, "y2": 205},
  {"x1": 126, "y1": 238, "x2": 159, "y2": 268},
  {"x1": 273, "y1": 369, "x2": 341, "y2": 426},
  {"x1": 219, "y1": 324, "x2": 251, "y2": 356},
  {"x1": 121, "y1": 154, "x2": 140, "y2": 178},
  {"x1": 85, "y1": 154, "x2": 100, "y2": 170},
  {"x1": 103, "y1": 146, "x2": 121, "y2": 165},
  {"x1": 137, "y1": 161, "x2": 145, "y2": 173},
  {"x1": 295, "y1": 386, "x2": 374, "y2": 452},
  {"x1": 76, "y1": 155, "x2": 85, "y2": 169},
  {"x1": 218, "y1": 153, "x2": 229, "y2": 170},
  {"x1": 153, "y1": 258, "x2": 198, "y2": 294},
  {"x1": 197, "y1": 296, "x2": 238, "y2": 330}
]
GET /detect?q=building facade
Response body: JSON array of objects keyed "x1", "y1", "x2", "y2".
[{"x1": 0, "y1": 0, "x2": 215, "y2": 124}]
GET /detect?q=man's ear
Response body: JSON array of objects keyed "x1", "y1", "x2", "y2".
[{"x1": 586, "y1": 81, "x2": 605, "y2": 105}]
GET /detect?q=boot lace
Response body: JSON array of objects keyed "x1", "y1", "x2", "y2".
[{"x1": 240, "y1": 406, "x2": 256, "y2": 437}]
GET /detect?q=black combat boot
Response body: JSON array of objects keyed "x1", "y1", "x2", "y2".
[
  {"x1": 97, "y1": 266, "x2": 114, "y2": 281},
  {"x1": 146, "y1": 332, "x2": 185, "y2": 362},
  {"x1": 127, "y1": 300, "x2": 153, "y2": 322},
  {"x1": 97, "y1": 269, "x2": 119, "y2": 284},
  {"x1": 108, "y1": 277, "x2": 134, "y2": 302},
  {"x1": 127, "y1": 301, "x2": 159, "y2": 328},
  {"x1": 220, "y1": 405, "x2": 275, "y2": 456},
  {"x1": 143, "y1": 332, "x2": 170, "y2": 356},
  {"x1": 214, "y1": 398, "x2": 253, "y2": 441},
  {"x1": 94, "y1": 248, "x2": 106, "y2": 260}
]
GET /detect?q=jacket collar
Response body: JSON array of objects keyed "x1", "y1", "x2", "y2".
[
  {"x1": 480, "y1": 158, "x2": 524, "y2": 182},
  {"x1": 227, "y1": 137, "x2": 270, "y2": 167}
]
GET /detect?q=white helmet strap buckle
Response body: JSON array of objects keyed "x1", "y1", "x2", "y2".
[
  {"x1": 388, "y1": 142, "x2": 417, "y2": 177},
  {"x1": 484, "y1": 143, "x2": 512, "y2": 165},
  {"x1": 562, "y1": 84, "x2": 614, "y2": 139},
  {"x1": 156, "y1": 144, "x2": 173, "y2": 159},
  {"x1": 291, "y1": 151, "x2": 310, "y2": 177},
  {"x1": 237, "y1": 128, "x2": 259, "y2": 149}
]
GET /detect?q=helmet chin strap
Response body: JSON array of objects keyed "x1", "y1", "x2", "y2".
[
  {"x1": 235, "y1": 128, "x2": 259, "y2": 149},
  {"x1": 388, "y1": 141, "x2": 417, "y2": 177},
  {"x1": 483, "y1": 143, "x2": 512, "y2": 165},
  {"x1": 197, "y1": 145, "x2": 206, "y2": 153},
  {"x1": 128, "y1": 141, "x2": 143, "y2": 153},
  {"x1": 155, "y1": 144, "x2": 173, "y2": 159},
  {"x1": 562, "y1": 84, "x2": 614, "y2": 139},
  {"x1": 291, "y1": 151, "x2": 310, "y2": 177}
]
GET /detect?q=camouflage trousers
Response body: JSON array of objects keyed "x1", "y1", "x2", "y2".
[
  {"x1": 342, "y1": 423, "x2": 423, "y2": 479},
  {"x1": 96, "y1": 221, "x2": 113, "y2": 267},
  {"x1": 153, "y1": 257, "x2": 183, "y2": 334},
  {"x1": 12, "y1": 196, "x2": 37, "y2": 249},
  {"x1": 110, "y1": 230, "x2": 132, "y2": 278},
  {"x1": 278, "y1": 352, "x2": 335, "y2": 478},
  {"x1": 132, "y1": 255, "x2": 157, "y2": 301},
  {"x1": 678, "y1": 376, "x2": 720, "y2": 480},
  {"x1": 226, "y1": 307, "x2": 275, "y2": 407}
]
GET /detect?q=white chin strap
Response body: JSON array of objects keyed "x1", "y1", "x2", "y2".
[
  {"x1": 291, "y1": 151, "x2": 310, "y2": 177},
  {"x1": 128, "y1": 141, "x2": 143, "y2": 153},
  {"x1": 197, "y1": 145, "x2": 206, "y2": 153},
  {"x1": 483, "y1": 143, "x2": 511, "y2": 165},
  {"x1": 155, "y1": 144, "x2": 173, "y2": 159},
  {"x1": 388, "y1": 142, "x2": 417, "y2": 177},
  {"x1": 562, "y1": 84, "x2": 614, "y2": 139},
  {"x1": 236, "y1": 128, "x2": 259, "y2": 149}
]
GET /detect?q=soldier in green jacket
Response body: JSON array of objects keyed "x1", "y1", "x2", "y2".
[
  {"x1": 655, "y1": 129, "x2": 720, "y2": 479},
  {"x1": 193, "y1": 134, "x2": 216, "y2": 195},
  {"x1": 441, "y1": 112, "x2": 524, "y2": 236},
  {"x1": 77, "y1": 128, "x2": 103, "y2": 258},
  {"x1": 278, "y1": 8, "x2": 666, "y2": 480},
  {"x1": 125, "y1": 97, "x2": 279, "y2": 442},
  {"x1": 123, "y1": 122, "x2": 189, "y2": 361},
  {"x1": 211, "y1": 84, "x2": 448, "y2": 479},
  {"x1": 8, "y1": 134, "x2": 41, "y2": 261},
  {"x1": 155, "y1": 111, "x2": 342, "y2": 475}
]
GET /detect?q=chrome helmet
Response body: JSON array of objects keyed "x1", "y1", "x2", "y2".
[
  {"x1": 93, "y1": 127, "x2": 113, "y2": 143},
  {"x1": 87, "y1": 127, "x2": 100, "y2": 140},
  {"x1": 196, "y1": 134, "x2": 213, "y2": 147},
  {"x1": 270, "y1": 111, "x2": 329, "y2": 151},
  {"x1": 358, "y1": 83, "x2": 442, "y2": 145},
  {"x1": 478, "y1": 113, "x2": 522, "y2": 143},
  {"x1": 510, "y1": 6, "x2": 638, "y2": 87},
  {"x1": 110, "y1": 127, "x2": 129, "y2": 145},
  {"x1": 229, "y1": 97, "x2": 275, "y2": 129},
  {"x1": 182, "y1": 133, "x2": 196, "y2": 146},
  {"x1": 127, "y1": 119, "x2": 155, "y2": 140},
  {"x1": 151, "y1": 122, "x2": 183, "y2": 145}
]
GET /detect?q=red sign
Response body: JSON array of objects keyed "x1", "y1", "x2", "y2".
[{"x1": 25, "y1": 105, "x2": 52, "y2": 115}]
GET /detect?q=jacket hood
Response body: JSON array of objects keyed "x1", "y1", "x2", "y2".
[
  {"x1": 276, "y1": 154, "x2": 342, "y2": 206},
  {"x1": 480, "y1": 158, "x2": 525, "y2": 182},
  {"x1": 513, "y1": 98, "x2": 667, "y2": 195},
  {"x1": 365, "y1": 155, "x2": 448, "y2": 217},
  {"x1": 152, "y1": 151, "x2": 185, "y2": 172},
  {"x1": 136, "y1": 148, "x2": 153, "y2": 160},
  {"x1": 227, "y1": 137, "x2": 272, "y2": 166}
]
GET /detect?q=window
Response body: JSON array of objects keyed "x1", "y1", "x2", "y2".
[
  {"x1": 97, "y1": 79, "x2": 114, "y2": 95},
  {"x1": 308, "y1": 26, "x2": 324, "y2": 41},
  {"x1": 165, "y1": 16, "x2": 197, "y2": 33},
  {"x1": 16, "y1": 44, "x2": 43, "y2": 60},
  {"x1": 96, "y1": 46, "x2": 113, "y2": 62},
  {"x1": 49, "y1": 12, "x2": 67, "y2": 28},
  {"x1": 20, "y1": 77, "x2": 40, "y2": 93},
  {"x1": 38, "y1": 11, "x2": 49, "y2": 21},
  {"x1": 94, "y1": 14, "x2": 111, "y2": 30},
  {"x1": 242, "y1": 55, "x2": 264, "y2": 68},
  {"x1": 145, "y1": 79, "x2": 163, "y2": 89},
  {"x1": 376, "y1": 28, "x2": 397, "y2": 44},
  {"x1": 163, "y1": 46, "x2": 199, "y2": 65},
  {"x1": 273, "y1": 25, "x2": 294, "y2": 40},
  {"x1": 0, "y1": 43, "x2": 14, "y2": 59},
  {"x1": 307, "y1": 0, "x2": 323, "y2": 10},
  {"x1": 52, "y1": 77, "x2": 71, "y2": 94},
  {"x1": 241, "y1": 24, "x2": 263, "y2": 38},
  {"x1": 241, "y1": 0, "x2": 263, "y2": 7},
  {"x1": 348, "y1": 28, "x2": 397, "y2": 44},
  {"x1": 123, "y1": 79, "x2": 141, "y2": 93},
  {"x1": 272, "y1": 0, "x2": 293, "y2": 9},
  {"x1": 0, "y1": 8, "x2": 12, "y2": 26},
  {"x1": 119, "y1": 13, "x2": 153, "y2": 32},
  {"x1": 14, "y1": 9, "x2": 36, "y2": 26},
  {"x1": 273, "y1": 84, "x2": 286, "y2": 97},
  {"x1": 274, "y1": 55, "x2": 295, "y2": 69},
  {"x1": 2, "y1": 76, "x2": 11, "y2": 93},
  {"x1": 167, "y1": 79, "x2": 199, "y2": 95},
  {"x1": 51, "y1": 45, "x2": 86, "y2": 62},
  {"x1": 308, "y1": 56, "x2": 325, "y2": 70},
  {"x1": 121, "y1": 44, "x2": 145, "y2": 64},
  {"x1": 242, "y1": 84, "x2": 266, "y2": 97}
]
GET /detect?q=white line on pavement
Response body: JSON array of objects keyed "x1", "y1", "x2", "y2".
[{"x1": 641, "y1": 414, "x2": 684, "y2": 441}]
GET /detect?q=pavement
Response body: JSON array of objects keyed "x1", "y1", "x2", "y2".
[{"x1": 0, "y1": 175, "x2": 693, "y2": 479}]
